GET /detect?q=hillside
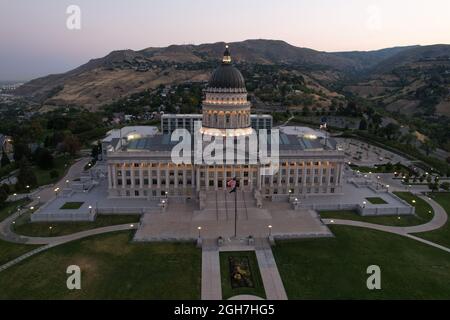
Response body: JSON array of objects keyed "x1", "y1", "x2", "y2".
[
  {"x1": 13, "y1": 40, "x2": 450, "y2": 115},
  {"x1": 343, "y1": 45, "x2": 450, "y2": 116}
]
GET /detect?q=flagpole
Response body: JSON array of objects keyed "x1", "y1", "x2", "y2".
[{"x1": 234, "y1": 185, "x2": 237, "y2": 238}]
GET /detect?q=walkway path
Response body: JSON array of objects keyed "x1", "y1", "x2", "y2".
[
  {"x1": 201, "y1": 245, "x2": 222, "y2": 300},
  {"x1": 322, "y1": 194, "x2": 449, "y2": 253},
  {"x1": 255, "y1": 246, "x2": 288, "y2": 300},
  {"x1": 0, "y1": 224, "x2": 138, "y2": 272},
  {"x1": 200, "y1": 239, "x2": 287, "y2": 301}
]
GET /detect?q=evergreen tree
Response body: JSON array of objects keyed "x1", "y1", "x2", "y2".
[
  {"x1": 16, "y1": 160, "x2": 37, "y2": 191},
  {"x1": 1, "y1": 148, "x2": 11, "y2": 167}
]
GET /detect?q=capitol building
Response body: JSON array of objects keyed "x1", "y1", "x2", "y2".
[{"x1": 105, "y1": 46, "x2": 345, "y2": 202}]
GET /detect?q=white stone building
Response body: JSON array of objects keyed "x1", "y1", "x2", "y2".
[{"x1": 106, "y1": 47, "x2": 345, "y2": 201}]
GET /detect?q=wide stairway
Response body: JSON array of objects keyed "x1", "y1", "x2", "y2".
[{"x1": 195, "y1": 191, "x2": 262, "y2": 221}]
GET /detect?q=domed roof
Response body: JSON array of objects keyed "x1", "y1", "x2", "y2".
[{"x1": 208, "y1": 46, "x2": 246, "y2": 90}]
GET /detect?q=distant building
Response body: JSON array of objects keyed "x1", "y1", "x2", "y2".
[
  {"x1": 0, "y1": 134, "x2": 13, "y2": 153},
  {"x1": 161, "y1": 114, "x2": 273, "y2": 135}
]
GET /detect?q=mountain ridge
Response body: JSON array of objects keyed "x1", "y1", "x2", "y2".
[{"x1": 13, "y1": 39, "x2": 450, "y2": 114}]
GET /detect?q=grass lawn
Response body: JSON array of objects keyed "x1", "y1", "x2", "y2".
[
  {"x1": 0, "y1": 240, "x2": 40, "y2": 266},
  {"x1": 60, "y1": 202, "x2": 84, "y2": 210},
  {"x1": 220, "y1": 251, "x2": 266, "y2": 300},
  {"x1": 0, "y1": 199, "x2": 40, "y2": 266},
  {"x1": 319, "y1": 192, "x2": 433, "y2": 227},
  {"x1": 273, "y1": 226, "x2": 450, "y2": 299},
  {"x1": 34, "y1": 155, "x2": 73, "y2": 187},
  {"x1": 0, "y1": 199, "x2": 30, "y2": 222},
  {"x1": 0, "y1": 232, "x2": 201, "y2": 299},
  {"x1": 13, "y1": 214, "x2": 141, "y2": 237},
  {"x1": 415, "y1": 192, "x2": 450, "y2": 248},
  {"x1": 366, "y1": 197, "x2": 387, "y2": 205}
]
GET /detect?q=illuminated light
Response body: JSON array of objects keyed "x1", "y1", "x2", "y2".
[
  {"x1": 130, "y1": 224, "x2": 134, "y2": 228},
  {"x1": 330, "y1": 220, "x2": 334, "y2": 223}
]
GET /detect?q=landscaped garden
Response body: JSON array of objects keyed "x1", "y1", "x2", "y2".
[
  {"x1": 13, "y1": 214, "x2": 141, "y2": 237},
  {"x1": 220, "y1": 251, "x2": 266, "y2": 299},
  {"x1": 415, "y1": 192, "x2": 450, "y2": 248},
  {"x1": 319, "y1": 192, "x2": 434, "y2": 227},
  {"x1": 0, "y1": 232, "x2": 201, "y2": 299},
  {"x1": 273, "y1": 225, "x2": 450, "y2": 299},
  {"x1": 60, "y1": 202, "x2": 84, "y2": 210},
  {"x1": 365, "y1": 197, "x2": 387, "y2": 205}
]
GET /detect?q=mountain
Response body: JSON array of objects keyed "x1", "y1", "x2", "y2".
[
  {"x1": 13, "y1": 40, "x2": 450, "y2": 114},
  {"x1": 343, "y1": 44, "x2": 450, "y2": 117}
]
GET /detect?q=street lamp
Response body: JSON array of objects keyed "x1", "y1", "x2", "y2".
[
  {"x1": 386, "y1": 184, "x2": 390, "y2": 192},
  {"x1": 363, "y1": 201, "x2": 366, "y2": 208},
  {"x1": 268, "y1": 225, "x2": 272, "y2": 237},
  {"x1": 197, "y1": 226, "x2": 202, "y2": 238}
]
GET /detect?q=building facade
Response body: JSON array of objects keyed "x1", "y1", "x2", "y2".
[{"x1": 106, "y1": 46, "x2": 345, "y2": 201}]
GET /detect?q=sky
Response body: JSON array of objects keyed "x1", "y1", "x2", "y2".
[{"x1": 0, "y1": 0, "x2": 449, "y2": 81}]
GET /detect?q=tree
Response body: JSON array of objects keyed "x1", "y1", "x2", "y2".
[
  {"x1": 1, "y1": 148, "x2": 10, "y2": 167},
  {"x1": 91, "y1": 142, "x2": 102, "y2": 160},
  {"x1": 384, "y1": 123, "x2": 400, "y2": 140},
  {"x1": 0, "y1": 186, "x2": 7, "y2": 208},
  {"x1": 34, "y1": 148, "x2": 54, "y2": 170},
  {"x1": 428, "y1": 182, "x2": 439, "y2": 193},
  {"x1": 358, "y1": 118, "x2": 368, "y2": 131},
  {"x1": 62, "y1": 135, "x2": 81, "y2": 156},
  {"x1": 13, "y1": 143, "x2": 30, "y2": 162},
  {"x1": 440, "y1": 182, "x2": 450, "y2": 191},
  {"x1": 422, "y1": 139, "x2": 437, "y2": 156},
  {"x1": 16, "y1": 160, "x2": 37, "y2": 191}
]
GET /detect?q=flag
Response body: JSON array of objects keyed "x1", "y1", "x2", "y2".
[{"x1": 227, "y1": 177, "x2": 238, "y2": 193}]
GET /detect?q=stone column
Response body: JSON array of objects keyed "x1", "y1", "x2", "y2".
[{"x1": 121, "y1": 167, "x2": 126, "y2": 189}]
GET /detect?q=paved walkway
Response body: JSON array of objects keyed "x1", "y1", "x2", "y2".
[
  {"x1": 200, "y1": 239, "x2": 287, "y2": 301},
  {"x1": 323, "y1": 194, "x2": 450, "y2": 253},
  {"x1": 201, "y1": 246, "x2": 222, "y2": 300},
  {"x1": 255, "y1": 246, "x2": 288, "y2": 300}
]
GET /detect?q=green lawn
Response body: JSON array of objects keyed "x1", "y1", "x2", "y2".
[
  {"x1": 13, "y1": 214, "x2": 141, "y2": 237},
  {"x1": 415, "y1": 193, "x2": 450, "y2": 248},
  {"x1": 220, "y1": 251, "x2": 266, "y2": 300},
  {"x1": 319, "y1": 192, "x2": 434, "y2": 227},
  {"x1": 34, "y1": 155, "x2": 73, "y2": 187},
  {"x1": 273, "y1": 226, "x2": 450, "y2": 299},
  {"x1": 0, "y1": 232, "x2": 201, "y2": 299},
  {"x1": 60, "y1": 202, "x2": 84, "y2": 210},
  {"x1": 366, "y1": 197, "x2": 387, "y2": 205},
  {"x1": 0, "y1": 199, "x2": 30, "y2": 222},
  {"x1": 0, "y1": 199, "x2": 40, "y2": 266},
  {"x1": 0, "y1": 240, "x2": 40, "y2": 266}
]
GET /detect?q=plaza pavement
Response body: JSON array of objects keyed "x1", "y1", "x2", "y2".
[{"x1": 134, "y1": 191, "x2": 333, "y2": 241}]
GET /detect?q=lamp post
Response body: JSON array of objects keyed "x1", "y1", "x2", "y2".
[
  {"x1": 363, "y1": 201, "x2": 366, "y2": 209},
  {"x1": 268, "y1": 225, "x2": 272, "y2": 237},
  {"x1": 54, "y1": 187, "x2": 60, "y2": 197},
  {"x1": 197, "y1": 226, "x2": 202, "y2": 238}
]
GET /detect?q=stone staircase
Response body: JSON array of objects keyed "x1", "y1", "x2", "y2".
[{"x1": 195, "y1": 190, "x2": 256, "y2": 221}]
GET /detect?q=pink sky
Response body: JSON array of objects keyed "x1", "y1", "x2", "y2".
[{"x1": 1, "y1": 0, "x2": 449, "y2": 80}]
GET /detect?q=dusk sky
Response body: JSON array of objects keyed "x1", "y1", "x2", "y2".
[{"x1": 1, "y1": 0, "x2": 449, "y2": 81}]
